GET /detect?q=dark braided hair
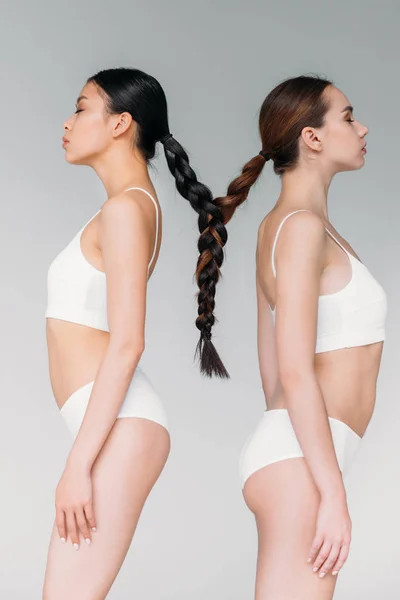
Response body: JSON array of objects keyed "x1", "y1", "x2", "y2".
[
  {"x1": 215, "y1": 75, "x2": 333, "y2": 224},
  {"x1": 87, "y1": 67, "x2": 229, "y2": 378}
]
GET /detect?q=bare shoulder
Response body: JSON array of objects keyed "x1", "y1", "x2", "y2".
[
  {"x1": 100, "y1": 188, "x2": 159, "y2": 225},
  {"x1": 277, "y1": 209, "x2": 325, "y2": 247},
  {"x1": 273, "y1": 210, "x2": 327, "y2": 278}
]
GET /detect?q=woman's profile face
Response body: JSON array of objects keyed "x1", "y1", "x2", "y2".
[
  {"x1": 62, "y1": 81, "x2": 114, "y2": 165},
  {"x1": 316, "y1": 85, "x2": 368, "y2": 173}
]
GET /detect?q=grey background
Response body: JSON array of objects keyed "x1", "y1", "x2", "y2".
[{"x1": 1, "y1": 0, "x2": 399, "y2": 598}]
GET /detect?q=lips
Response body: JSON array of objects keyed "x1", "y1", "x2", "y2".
[{"x1": 62, "y1": 137, "x2": 69, "y2": 145}]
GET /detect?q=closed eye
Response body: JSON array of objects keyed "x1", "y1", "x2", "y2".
[{"x1": 75, "y1": 108, "x2": 83, "y2": 114}]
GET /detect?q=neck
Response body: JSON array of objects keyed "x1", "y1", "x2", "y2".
[
  {"x1": 278, "y1": 162, "x2": 335, "y2": 221},
  {"x1": 90, "y1": 143, "x2": 152, "y2": 198}
]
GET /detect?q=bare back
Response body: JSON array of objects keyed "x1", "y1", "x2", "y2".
[{"x1": 256, "y1": 207, "x2": 384, "y2": 438}]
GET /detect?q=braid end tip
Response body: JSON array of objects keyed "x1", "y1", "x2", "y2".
[{"x1": 195, "y1": 337, "x2": 230, "y2": 379}]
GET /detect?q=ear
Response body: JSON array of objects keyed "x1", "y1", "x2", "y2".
[
  {"x1": 301, "y1": 126, "x2": 322, "y2": 153},
  {"x1": 112, "y1": 112, "x2": 133, "y2": 138}
]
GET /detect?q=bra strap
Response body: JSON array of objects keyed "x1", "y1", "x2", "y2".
[
  {"x1": 124, "y1": 187, "x2": 159, "y2": 270},
  {"x1": 79, "y1": 209, "x2": 102, "y2": 233},
  {"x1": 324, "y1": 227, "x2": 349, "y2": 256},
  {"x1": 271, "y1": 209, "x2": 313, "y2": 278}
]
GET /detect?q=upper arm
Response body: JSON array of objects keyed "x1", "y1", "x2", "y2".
[
  {"x1": 99, "y1": 193, "x2": 156, "y2": 351},
  {"x1": 274, "y1": 211, "x2": 326, "y2": 382}
]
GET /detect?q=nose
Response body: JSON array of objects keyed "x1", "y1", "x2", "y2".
[
  {"x1": 359, "y1": 122, "x2": 368, "y2": 137},
  {"x1": 63, "y1": 118, "x2": 72, "y2": 132}
]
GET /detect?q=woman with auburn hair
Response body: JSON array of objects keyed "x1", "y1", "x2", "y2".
[
  {"x1": 217, "y1": 75, "x2": 387, "y2": 598},
  {"x1": 43, "y1": 67, "x2": 228, "y2": 599}
]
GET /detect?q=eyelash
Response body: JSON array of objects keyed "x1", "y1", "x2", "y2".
[
  {"x1": 75, "y1": 108, "x2": 83, "y2": 114},
  {"x1": 346, "y1": 118, "x2": 355, "y2": 123}
]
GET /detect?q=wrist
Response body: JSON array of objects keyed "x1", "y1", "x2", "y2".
[
  {"x1": 319, "y1": 481, "x2": 346, "y2": 502},
  {"x1": 66, "y1": 452, "x2": 92, "y2": 475}
]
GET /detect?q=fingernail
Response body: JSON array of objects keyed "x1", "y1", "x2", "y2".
[
  {"x1": 60, "y1": 537, "x2": 66, "y2": 544},
  {"x1": 319, "y1": 572, "x2": 326, "y2": 578},
  {"x1": 312, "y1": 567, "x2": 318, "y2": 572},
  {"x1": 85, "y1": 538, "x2": 91, "y2": 545},
  {"x1": 332, "y1": 571, "x2": 338, "y2": 576},
  {"x1": 73, "y1": 543, "x2": 79, "y2": 551},
  {"x1": 91, "y1": 527, "x2": 97, "y2": 532},
  {"x1": 307, "y1": 558, "x2": 312, "y2": 563}
]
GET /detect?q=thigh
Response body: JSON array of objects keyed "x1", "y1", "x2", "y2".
[
  {"x1": 244, "y1": 458, "x2": 338, "y2": 600},
  {"x1": 43, "y1": 417, "x2": 170, "y2": 600}
]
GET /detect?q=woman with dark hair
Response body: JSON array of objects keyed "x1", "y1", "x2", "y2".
[
  {"x1": 218, "y1": 75, "x2": 387, "y2": 598},
  {"x1": 42, "y1": 67, "x2": 228, "y2": 598}
]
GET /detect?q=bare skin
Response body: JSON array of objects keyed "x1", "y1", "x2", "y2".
[
  {"x1": 257, "y1": 207, "x2": 383, "y2": 438},
  {"x1": 243, "y1": 85, "x2": 384, "y2": 599},
  {"x1": 43, "y1": 81, "x2": 170, "y2": 599},
  {"x1": 43, "y1": 418, "x2": 170, "y2": 599},
  {"x1": 46, "y1": 181, "x2": 161, "y2": 409}
]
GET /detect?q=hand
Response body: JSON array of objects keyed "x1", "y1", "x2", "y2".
[
  {"x1": 307, "y1": 492, "x2": 352, "y2": 578},
  {"x1": 55, "y1": 463, "x2": 97, "y2": 550}
]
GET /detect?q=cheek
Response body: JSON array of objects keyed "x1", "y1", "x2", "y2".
[
  {"x1": 75, "y1": 114, "x2": 108, "y2": 154},
  {"x1": 326, "y1": 126, "x2": 363, "y2": 170},
  {"x1": 328, "y1": 126, "x2": 357, "y2": 158}
]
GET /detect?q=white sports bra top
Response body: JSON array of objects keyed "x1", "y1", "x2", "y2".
[
  {"x1": 269, "y1": 210, "x2": 387, "y2": 354},
  {"x1": 45, "y1": 187, "x2": 159, "y2": 332}
]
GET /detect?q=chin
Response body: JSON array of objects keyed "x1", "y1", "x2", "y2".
[
  {"x1": 339, "y1": 157, "x2": 365, "y2": 173},
  {"x1": 355, "y1": 156, "x2": 366, "y2": 170},
  {"x1": 64, "y1": 151, "x2": 87, "y2": 166}
]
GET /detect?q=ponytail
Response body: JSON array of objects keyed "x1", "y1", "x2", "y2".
[
  {"x1": 214, "y1": 154, "x2": 266, "y2": 224},
  {"x1": 161, "y1": 134, "x2": 229, "y2": 379}
]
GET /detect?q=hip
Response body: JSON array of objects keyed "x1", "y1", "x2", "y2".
[
  {"x1": 238, "y1": 408, "x2": 362, "y2": 490},
  {"x1": 59, "y1": 364, "x2": 169, "y2": 439}
]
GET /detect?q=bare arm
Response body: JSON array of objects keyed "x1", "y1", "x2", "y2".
[
  {"x1": 66, "y1": 191, "x2": 157, "y2": 473},
  {"x1": 274, "y1": 211, "x2": 345, "y2": 499}
]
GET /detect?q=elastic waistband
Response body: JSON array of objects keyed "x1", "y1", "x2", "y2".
[
  {"x1": 61, "y1": 365, "x2": 145, "y2": 412},
  {"x1": 263, "y1": 408, "x2": 362, "y2": 440}
]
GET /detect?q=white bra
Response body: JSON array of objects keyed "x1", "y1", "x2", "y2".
[
  {"x1": 45, "y1": 187, "x2": 159, "y2": 332},
  {"x1": 269, "y1": 210, "x2": 387, "y2": 354}
]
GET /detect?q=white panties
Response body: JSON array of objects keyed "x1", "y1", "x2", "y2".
[
  {"x1": 60, "y1": 366, "x2": 169, "y2": 439},
  {"x1": 239, "y1": 408, "x2": 362, "y2": 489}
]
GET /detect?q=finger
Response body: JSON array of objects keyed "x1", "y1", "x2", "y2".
[
  {"x1": 84, "y1": 501, "x2": 97, "y2": 533},
  {"x1": 76, "y1": 508, "x2": 92, "y2": 545},
  {"x1": 66, "y1": 510, "x2": 80, "y2": 550},
  {"x1": 312, "y1": 541, "x2": 332, "y2": 573},
  {"x1": 307, "y1": 534, "x2": 323, "y2": 564},
  {"x1": 317, "y1": 543, "x2": 341, "y2": 578},
  {"x1": 331, "y1": 542, "x2": 350, "y2": 576},
  {"x1": 55, "y1": 508, "x2": 66, "y2": 543}
]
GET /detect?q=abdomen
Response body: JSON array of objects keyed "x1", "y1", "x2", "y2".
[{"x1": 46, "y1": 319, "x2": 110, "y2": 409}]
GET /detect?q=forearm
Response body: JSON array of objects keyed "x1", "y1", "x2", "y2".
[
  {"x1": 281, "y1": 372, "x2": 345, "y2": 499},
  {"x1": 66, "y1": 341, "x2": 143, "y2": 472}
]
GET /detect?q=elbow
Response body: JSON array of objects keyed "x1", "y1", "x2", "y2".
[
  {"x1": 110, "y1": 337, "x2": 145, "y2": 366},
  {"x1": 279, "y1": 367, "x2": 316, "y2": 394}
]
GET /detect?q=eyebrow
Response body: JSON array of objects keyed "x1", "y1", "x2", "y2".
[
  {"x1": 341, "y1": 105, "x2": 353, "y2": 113},
  {"x1": 75, "y1": 95, "x2": 88, "y2": 107}
]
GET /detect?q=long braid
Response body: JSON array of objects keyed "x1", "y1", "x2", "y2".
[
  {"x1": 88, "y1": 67, "x2": 235, "y2": 377},
  {"x1": 214, "y1": 154, "x2": 266, "y2": 224},
  {"x1": 162, "y1": 135, "x2": 229, "y2": 378}
]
